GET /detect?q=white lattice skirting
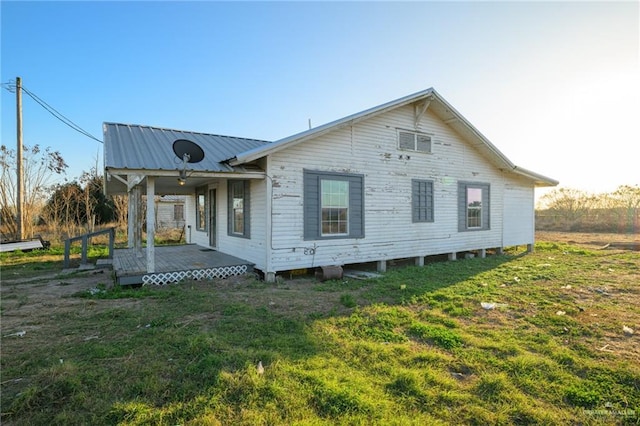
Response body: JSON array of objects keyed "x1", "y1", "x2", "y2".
[{"x1": 142, "y1": 265, "x2": 249, "y2": 286}]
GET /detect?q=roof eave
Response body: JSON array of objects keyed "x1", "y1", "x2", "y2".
[
  {"x1": 105, "y1": 167, "x2": 265, "y2": 179},
  {"x1": 511, "y1": 166, "x2": 559, "y2": 187}
]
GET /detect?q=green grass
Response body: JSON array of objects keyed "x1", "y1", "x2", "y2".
[
  {"x1": 1, "y1": 241, "x2": 639, "y2": 425},
  {"x1": 0, "y1": 244, "x2": 112, "y2": 279}
]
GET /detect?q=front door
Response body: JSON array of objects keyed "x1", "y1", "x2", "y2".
[{"x1": 208, "y1": 189, "x2": 217, "y2": 248}]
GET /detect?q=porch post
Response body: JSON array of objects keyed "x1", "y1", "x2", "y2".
[
  {"x1": 127, "y1": 186, "x2": 144, "y2": 257},
  {"x1": 127, "y1": 182, "x2": 136, "y2": 248},
  {"x1": 146, "y1": 176, "x2": 155, "y2": 273}
]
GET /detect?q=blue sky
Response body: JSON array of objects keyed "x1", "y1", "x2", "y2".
[{"x1": 2, "y1": 1, "x2": 638, "y2": 197}]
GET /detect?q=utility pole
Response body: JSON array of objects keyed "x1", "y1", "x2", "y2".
[{"x1": 16, "y1": 77, "x2": 24, "y2": 240}]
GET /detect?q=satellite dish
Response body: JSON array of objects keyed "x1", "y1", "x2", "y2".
[{"x1": 173, "y1": 139, "x2": 205, "y2": 163}]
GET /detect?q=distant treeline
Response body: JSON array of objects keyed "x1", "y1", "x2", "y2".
[{"x1": 536, "y1": 186, "x2": 639, "y2": 233}]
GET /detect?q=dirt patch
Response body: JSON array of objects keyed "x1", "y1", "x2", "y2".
[
  {"x1": 536, "y1": 231, "x2": 639, "y2": 249},
  {"x1": 181, "y1": 276, "x2": 356, "y2": 320},
  {"x1": 1, "y1": 270, "x2": 117, "y2": 335}
]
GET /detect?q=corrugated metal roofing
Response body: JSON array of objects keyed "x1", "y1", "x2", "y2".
[{"x1": 103, "y1": 122, "x2": 270, "y2": 172}]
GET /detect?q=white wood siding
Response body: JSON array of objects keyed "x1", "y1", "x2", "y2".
[
  {"x1": 266, "y1": 105, "x2": 532, "y2": 272},
  {"x1": 502, "y1": 183, "x2": 535, "y2": 246},
  {"x1": 184, "y1": 193, "x2": 210, "y2": 247},
  {"x1": 216, "y1": 179, "x2": 267, "y2": 270},
  {"x1": 183, "y1": 180, "x2": 267, "y2": 270},
  {"x1": 156, "y1": 202, "x2": 185, "y2": 229}
]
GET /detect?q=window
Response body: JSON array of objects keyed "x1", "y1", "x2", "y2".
[
  {"x1": 458, "y1": 182, "x2": 490, "y2": 231},
  {"x1": 398, "y1": 130, "x2": 431, "y2": 153},
  {"x1": 196, "y1": 187, "x2": 206, "y2": 231},
  {"x1": 412, "y1": 179, "x2": 434, "y2": 222},
  {"x1": 304, "y1": 170, "x2": 364, "y2": 240},
  {"x1": 321, "y1": 179, "x2": 349, "y2": 235},
  {"x1": 228, "y1": 180, "x2": 250, "y2": 238},
  {"x1": 466, "y1": 188, "x2": 482, "y2": 228},
  {"x1": 173, "y1": 204, "x2": 184, "y2": 221}
]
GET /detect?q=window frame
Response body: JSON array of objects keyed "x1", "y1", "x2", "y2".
[
  {"x1": 173, "y1": 204, "x2": 185, "y2": 222},
  {"x1": 458, "y1": 182, "x2": 490, "y2": 232},
  {"x1": 466, "y1": 187, "x2": 482, "y2": 229},
  {"x1": 321, "y1": 179, "x2": 350, "y2": 236},
  {"x1": 227, "y1": 180, "x2": 250, "y2": 239},
  {"x1": 195, "y1": 186, "x2": 207, "y2": 231},
  {"x1": 412, "y1": 179, "x2": 434, "y2": 223},
  {"x1": 304, "y1": 170, "x2": 364, "y2": 241},
  {"x1": 397, "y1": 129, "x2": 432, "y2": 153}
]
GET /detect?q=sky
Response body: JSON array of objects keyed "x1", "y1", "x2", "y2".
[{"x1": 1, "y1": 1, "x2": 639, "y2": 200}]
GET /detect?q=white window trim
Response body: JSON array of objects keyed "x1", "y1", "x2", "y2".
[
  {"x1": 320, "y1": 179, "x2": 349, "y2": 236},
  {"x1": 466, "y1": 187, "x2": 483, "y2": 229}
]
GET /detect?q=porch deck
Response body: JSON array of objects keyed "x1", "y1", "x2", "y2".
[{"x1": 113, "y1": 244, "x2": 253, "y2": 286}]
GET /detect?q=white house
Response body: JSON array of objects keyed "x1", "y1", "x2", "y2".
[
  {"x1": 156, "y1": 195, "x2": 186, "y2": 230},
  {"x1": 104, "y1": 88, "x2": 557, "y2": 282}
]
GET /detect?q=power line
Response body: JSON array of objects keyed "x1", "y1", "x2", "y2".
[{"x1": 2, "y1": 80, "x2": 103, "y2": 144}]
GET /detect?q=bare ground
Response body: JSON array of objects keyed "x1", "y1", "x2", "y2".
[
  {"x1": 1, "y1": 231, "x2": 637, "y2": 360},
  {"x1": 536, "y1": 230, "x2": 639, "y2": 248},
  {"x1": 1, "y1": 270, "x2": 127, "y2": 338}
]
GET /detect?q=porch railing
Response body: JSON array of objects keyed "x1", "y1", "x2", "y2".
[{"x1": 63, "y1": 227, "x2": 116, "y2": 268}]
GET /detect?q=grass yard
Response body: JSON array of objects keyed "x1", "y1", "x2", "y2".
[{"x1": 1, "y1": 235, "x2": 639, "y2": 425}]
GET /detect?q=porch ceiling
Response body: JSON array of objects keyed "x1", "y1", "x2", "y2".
[{"x1": 105, "y1": 168, "x2": 265, "y2": 195}]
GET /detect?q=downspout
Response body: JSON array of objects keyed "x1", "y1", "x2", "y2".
[{"x1": 265, "y1": 157, "x2": 275, "y2": 282}]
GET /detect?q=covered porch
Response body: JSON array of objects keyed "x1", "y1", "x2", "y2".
[{"x1": 113, "y1": 244, "x2": 253, "y2": 286}]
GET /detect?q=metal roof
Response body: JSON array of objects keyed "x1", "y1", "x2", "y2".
[{"x1": 103, "y1": 122, "x2": 270, "y2": 173}]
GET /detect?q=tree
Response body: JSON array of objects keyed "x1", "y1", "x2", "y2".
[
  {"x1": 538, "y1": 188, "x2": 593, "y2": 231},
  {"x1": 536, "y1": 185, "x2": 639, "y2": 232},
  {"x1": 43, "y1": 170, "x2": 115, "y2": 235},
  {"x1": 0, "y1": 144, "x2": 67, "y2": 239},
  {"x1": 112, "y1": 194, "x2": 128, "y2": 229},
  {"x1": 80, "y1": 169, "x2": 114, "y2": 229}
]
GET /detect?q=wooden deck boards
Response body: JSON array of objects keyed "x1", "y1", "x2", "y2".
[{"x1": 113, "y1": 245, "x2": 253, "y2": 285}]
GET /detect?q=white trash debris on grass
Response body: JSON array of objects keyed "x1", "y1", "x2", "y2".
[
  {"x1": 623, "y1": 326, "x2": 634, "y2": 336},
  {"x1": 5, "y1": 331, "x2": 26, "y2": 338},
  {"x1": 481, "y1": 302, "x2": 508, "y2": 310},
  {"x1": 556, "y1": 310, "x2": 566, "y2": 316},
  {"x1": 257, "y1": 361, "x2": 265, "y2": 375}
]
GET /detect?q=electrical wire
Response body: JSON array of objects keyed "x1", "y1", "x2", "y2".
[
  {"x1": 2, "y1": 80, "x2": 103, "y2": 144},
  {"x1": 20, "y1": 86, "x2": 103, "y2": 144},
  {"x1": 1, "y1": 81, "x2": 16, "y2": 93}
]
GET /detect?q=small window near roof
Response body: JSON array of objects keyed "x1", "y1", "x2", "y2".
[{"x1": 398, "y1": 130, "x2": 431, "y2": 153}]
